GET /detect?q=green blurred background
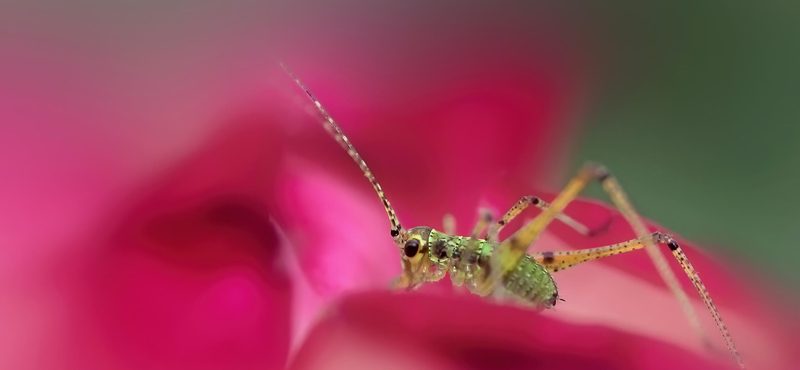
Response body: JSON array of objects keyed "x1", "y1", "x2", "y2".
[{"x1": 572, "y1": 2, "x2": 800, "y2": 287}]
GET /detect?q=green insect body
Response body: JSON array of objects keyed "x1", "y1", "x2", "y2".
[{"x1": 406, "y1": 227, "x2": 559, "y2": 308}]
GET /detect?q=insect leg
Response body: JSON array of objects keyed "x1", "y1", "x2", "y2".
[
  {"x1": 532, "y1": 231, "x2": 666, "y2": 272},
  {"x1": 450, "y1": 209, "x2": 492, "y2": 287},
  {"x1": 443, "y1": 213, "x2": 457, "y2": 235},
  {"x1": 533, "y1": 232, "x2": 746, "y2": 369},
  {"x1": 499, "y1": 163, "x2": 703, "y2": 338},
  {"x1": 499, "y1": 162, "x2": 744, "y2": 369},
  {"x1": 586, "y1": 163, "x2": 712, "y2": 355},
  {"x1": 497, "y1": 163, "x2": 600, "y2": 267},
  {"x1": 487, "y1": 195, "x2": 597, "y2": 242}
]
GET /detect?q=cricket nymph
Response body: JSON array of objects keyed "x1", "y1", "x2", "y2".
[
  {"x1": 397, "y1": 226, "x2": 559, "y2": 309},
  {"x1": 284, "y1": 63, "x2": 747, "y2": 369}
]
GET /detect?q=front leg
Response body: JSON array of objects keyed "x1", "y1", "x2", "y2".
[
  {"x1": 390, "y1": 267, "x2": 414, "y2": 290},
  {"x1": 391, "y1": 261, "x2": 447, "y2": 290}
]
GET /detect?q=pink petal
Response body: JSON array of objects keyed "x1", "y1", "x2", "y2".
[
  {"x1": 4, "y1": 119, "x2": 294, "y2": 370},
  {"x1": 290, "y1": 292, "x2": 735, "y2": 370}
]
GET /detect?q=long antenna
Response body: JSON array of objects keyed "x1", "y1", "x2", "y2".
[{"x1": 281, "y1": 63, "x2": 405, "y2": 241}]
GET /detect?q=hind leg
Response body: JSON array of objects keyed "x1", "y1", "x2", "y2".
[{"x1": 499, "y1": 162, "x2": 743, "y2": 368}]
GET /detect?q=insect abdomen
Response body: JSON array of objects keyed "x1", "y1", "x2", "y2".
[{"x1": 502, "y1": 255, "x2": 559, "y2": 308}]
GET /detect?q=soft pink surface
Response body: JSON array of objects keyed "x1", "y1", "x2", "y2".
[
  {"x1": 2, "y1": 3, "x2": 796, "y2": 369},
  {"x1": 3, "y1": 91, "x2": 795, "y2": 369}
]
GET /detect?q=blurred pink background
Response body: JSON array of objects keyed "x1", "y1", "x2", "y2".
[{"x1": 1, "y1": 2, "x2": 796, "y2": 370}]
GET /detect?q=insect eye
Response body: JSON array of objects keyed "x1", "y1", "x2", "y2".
[{"x1": 404, "y1": 239, "x2": 420, "y2": 257}]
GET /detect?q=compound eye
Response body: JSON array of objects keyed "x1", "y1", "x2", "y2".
[{"x1": 404, "y1": 239, "x2": 420, "y2": 257}]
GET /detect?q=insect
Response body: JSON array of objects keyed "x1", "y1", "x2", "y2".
[{"x1": 281, "y1": 64, "x2": 746, "y2": 369}]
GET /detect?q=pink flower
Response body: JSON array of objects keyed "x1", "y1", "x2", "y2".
[
  {"x1": 3, "y1": 61, "x2": 794, "y2": 370},
  {"x1": 1, "y1": 4, "x2": 795, "y2": 370}
]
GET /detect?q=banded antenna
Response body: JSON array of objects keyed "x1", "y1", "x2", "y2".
[{"x1": 281, "y1": 63, "x2": 405, "y2": 241}]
